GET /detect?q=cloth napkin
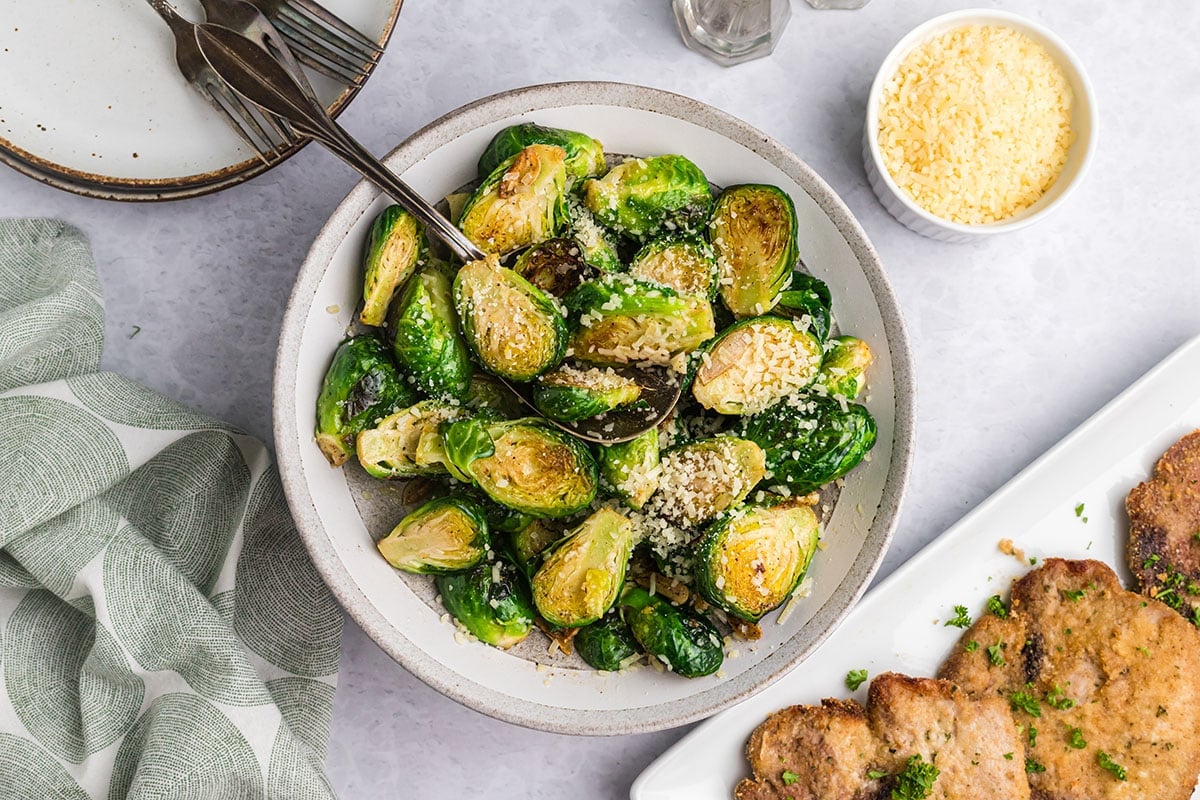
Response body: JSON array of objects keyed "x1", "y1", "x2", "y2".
[{"x1": 0, "y1": 220, "x2": 342, "y2": 800}]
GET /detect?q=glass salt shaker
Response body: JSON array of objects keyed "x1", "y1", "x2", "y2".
[
  {"x1": 672, "y1": 0, "x2": 792, "y2": 67},
  {"x1": 805, "y1": 0, "x2": 872, "y2": 8}
]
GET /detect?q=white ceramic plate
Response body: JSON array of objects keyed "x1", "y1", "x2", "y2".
[
  {"x1": 0, "y1": 0, "x2": 401, "y2": 200},
  {"x1": 633, "y1": 334, "x2": 1200, "y2": 799},
  {"x1": 273, "y1": 82, "x2": 914, "y2": 735}
]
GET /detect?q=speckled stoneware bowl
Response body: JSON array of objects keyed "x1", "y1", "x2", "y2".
[{"x1": 274, "y1": 81, "x2": 915, "y2": 735}]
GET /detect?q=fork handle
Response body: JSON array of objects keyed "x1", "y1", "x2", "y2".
[{"x1": 144, "y1": 0, "x2": 190, "y2": 31}]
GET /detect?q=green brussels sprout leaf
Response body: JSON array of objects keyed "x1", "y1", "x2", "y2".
[
  {"x1": 711, "y1": 184, "x2": 798, "y2": 318},
  {"x1": 532, "y1": 508, "x2": 634, "y2": 627},
  {"x1": 388, "y1": 263, "x2": 472, "y2": 401},
  {"x1": 468, "y1": 419, "x2": 598, "y2": 517},
  {"x1": 459, "y1": 144, "x2": 568, "y2": 255},
  {"x1": 583, "y1": 155, "x2": 713, "y2": 242},
  {"x1": 576, "y1": 611, "x2": 642, "y2": 671},
  {"x1": 360, "y1": 206, "x2": 427, "y2": 326},
  {"x1": 692, "y1": 316, "x2": 822, "y2": 415},
  {"x1": 629, "y1": 236, "x2": 719, "y2": 299},
  {"x1": 442, "y1": 417, "x2": 496, "y2": 484},
  {"x1": 355, "y1": 400, "x2": 466, "y2": 479},
  {"x1": 436, "y1": 558, "x2": 536, "y2": 649},
  {"x1": 815, "y1": 336, "x2": 873, "y2": 401},
  {"x1": 478, "y1": 123, "x2": 605, "y2": 187},
  {"x1": 619, "y1": 586, "x2": 723, "y2": 678},
  {"x1": 773, "y1": 271, "x2": 832, "y2": 341},
  {"x1": 532, "y1": 365, "x2": 642, "y2": 422},
  {"x1": 376, "y1": 496, "x2": 490, "y2": 574},
  {"x1": 649, "y1": 436, "x2": 767, "y2": 526},
  {"x1": 597, "y1": 427, "x2": 661, "y2": 510}
]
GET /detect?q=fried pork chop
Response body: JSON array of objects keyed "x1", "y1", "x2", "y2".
[
  {"x1": 939, "y1": 558, "x2": 1200, "y2": 800},
  {"x1": 1127, "y1": 430, "x2": 1200, "y2": 622},
  {"x1": 735, "y1": 672, "x2": 1029, "y2": 800}
]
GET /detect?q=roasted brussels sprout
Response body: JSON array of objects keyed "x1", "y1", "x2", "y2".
[
  {"x1": 459, "y1": 144, "x2": 568, "y2": 255},
  {"x1": 315, "y1": 335, "x2": 417, "y2": 467},
  {"x1": 619, "y1": 587, "x2": 723, "y2": 678},
  {"x1": 566, "y1": 195, "x2": 623, "y2": 272},
  {"x1": 531, "y1": 508, "x2": 634, "y2": 627},
  {"x1": 597, "y1": 427, "x2": 661, "y2": 510},
  {"x1": 453, "y1": 255, "x2": 568, "y2": 382},
  {"x1": 355, "y1": 400, "x2": 467, "y2": 479},
  {"x1": 506, "y1": 518, "x2": 565, "y2": 579},
  {"x1": 360, "y1": 206, "x2": 427, "y2": 326},
  {"x1": 816, "y1": 336, "x2": 873, "y2": 400},
  {"x1": 649, "y1": 436, "x2": 767, "y2": 526},
  {"x1": 629, "y1": 236, "x2": 719, "y2": 299},
  {"x1": 511, "y1": 237, "x2": 592, "y2": 297},
  {"x1": 694, "y1": 498, "x2": 820, "y2": 622},
  {"x1": 477, "y1": 123, "x2": 605, "y2": 187},
  {"x1": 691, "y1": 317, "x2": 822, "y2": 415},
  {"x1": 388, "y1": 263, "x2": 472, "y2": 401},
  {"x1": 532, "y1": 365, "x2": 642, "y2": 422},
  {"x1": 575, "y1": 611, "x2": 642, "y2": 671},
  {"x1": 435, "y1": 558, "x2": 536, "y2": 649},
  {"x1": 774, "y1": 271, "x2": 832, "y2": 341},
  {"x1": 465, "y1": 373, "x2": 526, "y2": 418},
  {"x1": 376, "y1": 496, "x2": 490, "y2": 574},
  {"x1": 738, "y1": 394, "x2": 877, "y2": 493},
  {"x1": 710, "y1": 184, "x2": 798, "y2": 318},
  {"x1": 583, "y1": 155, "x2": 713, "y2": 241},
  {"x1": 566, "y1": 274, "x2": 716, "y2": 366}
]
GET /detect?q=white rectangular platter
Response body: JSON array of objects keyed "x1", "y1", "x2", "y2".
[{"x1": 633, "y1": 333, "x2": 1200, "y2": 800}]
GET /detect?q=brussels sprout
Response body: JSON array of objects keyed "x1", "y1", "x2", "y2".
[
  {"x1": 649, "y1": 436, "x2": 767, "y2": 526},
  {"x1": 315, "y1": 335, "x2": 417, "y2": 467},
  {"x1": 694, "y1": 499, "x2": 820, "y2": 622},
  {"x1": 710, "y1": 184, "x2": 798, "y2": 318},
  {"x1": 459, "y1": 144, "x2": 568, "y2": 255},
  {"x1": 453, "y1": 255, "x2": 568, "y2": 382},
  {"x1": 441, "y1": 416, "x2": 497, "y2": 483},
  {"x1": 360, "y1": 206, "x2": 427, "y2": 326},
  {"x1": 465, "y1": 373, "x2": 526, "y2": 418},
  {"x1": 738, "y1": 394, "x2": 877, "y2": 493},
  {"x1": 511, "y1": 237, "x2": 592, "y2": 298},
  {"x1": 691, "y1": 317, "x2": 822, "y2": 415},
  {"x1": 506, "y1": 518, "x2": 565, "y2": 579},
  {"x1": 355, "y1": 400, "x2": 466, "y2": 479},
  {"x1": 629, "y1": 236, "x2": 719, "y2": 299},
  {"x1": 597, "y1": 427, "x2": 661, "y2": 510},
  {"x1": 387, "y1": 263, "x2": 472, "y2": 401},
  {"x1": 532, "y1": 365, "x2": 642, "y2": 422},
  {"x1": 566, "y1": 274, "x2": 716, "y2": 366},
  {"x1": 477, "y1": 123, "x2": 605, "y2": 187},
  {"x1": 815, "y1": 336, "x2": 873, "y2": 401},
  {"x1": 774, "y1": 271, "x2": 832, "y2": 342},
  {"x1": 566, "y1": 195, "x2": 623, "y2": 272},
  {"x1": 436, "y1": 558, "x2": 536, "y2": 649},
  {"x1": 583, "y1": 155, "x2": 713, "y2": 242},
  {"x1": 376, "y1": 496, "x2": 490, "y2": 574},
  {"x1": 531, "y1": 508, "x2": 634, "y2": 627},
  {"x1": 576, "y1": 611, "x2": 642, "y2": 671},
  {"x1": 619, "y1": 587, "x2": 723, "y2": 678}
]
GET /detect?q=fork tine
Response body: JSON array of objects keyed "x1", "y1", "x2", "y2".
[
  {"x1": 199, "y1": 86, "x2": 274, "y2": 166},
  {"x1": 208, "y1": 79, "x2": 284, "y2": 163},
  {"x1": 275, "y1": 3, "x2": 378, "y2": 67},
  {"x1": 282, "y1": 0, "x2": 381, "y2": 54},
  {"x1": 271, "y1": 16, "x2": 368, "y2": 83},
  {"x1": 291, "y1": 47, "x2": 362, "y2": 85}
]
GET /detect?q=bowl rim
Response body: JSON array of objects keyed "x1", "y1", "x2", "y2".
[
  {"x1": 864, "y1": 7, "x2": 1099, "y2": 236},
  {"x1": 273, "y1": 80, "x2": 916, "y2": 735}
]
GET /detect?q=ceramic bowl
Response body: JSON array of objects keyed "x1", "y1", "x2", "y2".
[
  {"x1": 864, "y1": 9, "x2": 1098, "y2": 243},
  {"x1": 274, "y1": 81, "x2": 915, "y2": 734}
]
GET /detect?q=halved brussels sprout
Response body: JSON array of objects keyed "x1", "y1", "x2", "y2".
[
  {"x1": 694, "y1": 498, "x2": 820, "y2": 622},
  {"x1": 531, "y1": 508, "x2": 634, "y2": 627},
  {"x1": 629, "y1": 236, "x2": 719, "y2": 299},
  {"x1": 691, "y1": 316, "x2": 822, "y2": 415},
  {"x1": 649, "y1": 436, "x2": 767, "y2": 526},
  {"x1": 816, "y1": 336, "x2": 873, "y2": 400},
  {"x1": 710, "y1": 184, "x2": 798, "y2": 318},
  {"x1": 506, "y1": 518, "x2": 565, "y2": 580},
  {"x1": 576, "y1": 611, "x2": 642, "y2": 671},
  {"x1": 532, "y1": 365, "x2": 642, "y2": 422},
  {"x1": 583, "y1": 155, "x2": 714, "y2": 241},
  {"x1": 355, "y1": 400, "x2": 466, "y2": 479},
  {"x1": 477, "y1": 123, "x2": 605, "y2": 187},
  {"x1": 435, "y1": 558, "x2": 535, "y2": 649},
  {"x1": 459, "y1": 144, "x2": 568, "y2": 255},
  {"x1": 315, "y1": 335, "x2": 417, "y2": 467},
  {"x1": 597, "y1": 427, "x2": 661, "y2": 510},
  {"x1": 453, "y1": 255, "x2": 568, "y2": 382},
  {"x1": 619, "y1": 586, "x2": 723, "y2": 678},
  {"x1": 465, "y1": 373, "x2": 526, "y2": 418},
  {"x1": 376, "y1": 496, "x2": 490, "y2": 574},
  {"x1": 566, "y1": 274, "x2": 716, "y2": 366},
  {"x1": 511, "y1": 237, "x2": 592, "y2": 298},
  {"x1": 738, "y1": 394, "x2": 877, "y2": 493},
  {"x1": 360, "y1": 206, "x2": 427, "y2": 326},
  {"x1": 566, "y1": 195, "x2": 623, "y2": 272},
  {"x1": 774, "y1": 271, "x2": 832, "y2": 341},
  {"x1": 388, "y1": 263, "x2": 472, "y2": 401}
]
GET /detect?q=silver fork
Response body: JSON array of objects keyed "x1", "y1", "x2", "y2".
[{"x1": 245, "y1": 0, "x2": 382, "y2": 85}]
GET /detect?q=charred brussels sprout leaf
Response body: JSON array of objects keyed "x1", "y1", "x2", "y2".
[
  {"x1": 566, "y1": 194, "x2": 623, "y2": 272},
  {"x1": 576, "y1": 611, "x2": 642, "y2": 671},
  {"x1": 620, "y1": 586, "x2": 723, "y2": 678},
  {"x1": 459, "y1": 144, "x2": 568, "y2": 255},
  {"x1": 774, "y1": 271, "x2": 832, "y2": 341},
  {"x1": 435, "y1": 558, "x2": 536, "y2": 649},
  {"x1": 506, "y1": 518, "x2": 565, "y2": 580},
  {"x1": 816, "y1": 336, "x2": 873, "y2": 401},
  {"x1": 566, "y1": 274, "x2": 716, "y2": 366},
  {"x1": 511, "y1": 237, "x2": 593, "y2": 298},
  {"x1": 597, "y1": 427, "x2": 661, "y2": 510},
  {"x1": 738, "y1": 394, "x2": 877, "y2": 494},
  {"x1": 355, "y1": 400, "x2": 466, "y2": 479},
  {"x1": 691, "y1": 316, "x2": 822, "y2": 415},
  {"x1": 388, "y1": 263, "x2": 472, "y2": 401},
  {"x1": 442, "y1": 417, "x2": 496, "y2": 483},
  {"x1": 453, "y1": 255, "x2": 568, "y2": 382},
  {"x1": 465, "y1": 373, "x2": 526, "y2": 419},
  {"x1": 315, "y1": 335, "x2": 416, "y2": 467},
  {"x1": 376, "y1": 496, "x2": 490, "y2": 574},
  {"x1": 477, "y1": 123, "x2": 605, "y2": 187},
  {"x1": 583, "y1": 155, "x2": 713, "y2": 242},
  {"x1": 360, "y1": 206, "x2": 427, "y2": 326},
  {"x1": 629, "y1": 236, "x2": 719, "y2": 299},
  {"x1": 694, "y1": 499, "x2": 820, "y2": 622},
  {"x1": 649, "y1": 436, "x2": 767, "y2": 526},
  {"x1": 532, "y1": 365, "x2": 642, "y2": 422},
  {"x1": 532, "y1": 508, "x2": 634, "y2": 627},
  {"x1": 710, "y1": 184, "x2": 798, "y2": 318}
]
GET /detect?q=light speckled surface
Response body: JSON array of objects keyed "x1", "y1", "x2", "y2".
[{"x1": 1, "y1": 1, "x2": 1198, "y2": 797}]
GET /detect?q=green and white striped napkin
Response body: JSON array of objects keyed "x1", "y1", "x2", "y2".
[{"x1": 0, "y1": 219, "x2": 342, "y2": 800}]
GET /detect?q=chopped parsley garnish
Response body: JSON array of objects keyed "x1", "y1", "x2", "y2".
[
  {"x1": 1003, "y1": 752, "x2": 1014, "y2": 760},
  {"x1": 867, "y1": 769, "x2": 889, "y2": 780},
  {"x1": 1062, "y1": 589, "x2": 1085, "y2": 602},
  {"x1": 1144, "y1": 554, "x2": 1161, "y2": 569},
  {"x1": 1027, "y1": 724, "x2": 1038, "y2": 747},
  {"x1": 964, "y1": 640, "x2": 979, "y2": 652},
  {"x1": 944, "y1": 605, "x2": 972, "y2": 628},
  {"x1": 986, "y1": 595, "x2": 1010, "y2": 618},
  {"x1": 1045, "y1": 685, "x2": 1075, "y2": 710},
  {"x1": 1098, "y1": 751, "x2": 1127, "y2": 781},
  {"x1": 1029, "y1": 556, "x2": 1039, "y2": 565},
  {"x1": 1008, "y1": 690, "x2": 1042, "y2": 717},
  {"x1": 1192, "y1": 606, "x2": 1200, "y2": 627},
  {"x1": 986, "y1": 643, "x2": 1006, "y2": 666},
  {"x1": 891, "y1": 754, "x2": 939, "y2": 800},
  {"x1": 1025, "y1": 758, "x2": 1046, "y2": 774},
  {"x1": 1074, "y1": 503, "x2": 1085, "y2": 517},
  {"x1": 781, "y1": 769, "x2": 800, "y2": 786},
  {"x1": 846, "y1": 669, "x2": 869, "y2": 691},
  {"x1": 1068, "y1": 727, "x2": 1087, "y2": 749}
]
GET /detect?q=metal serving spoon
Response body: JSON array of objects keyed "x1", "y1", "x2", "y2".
[{"x1": 192, "y1": 23, "x2": 680, "y2": 444}]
